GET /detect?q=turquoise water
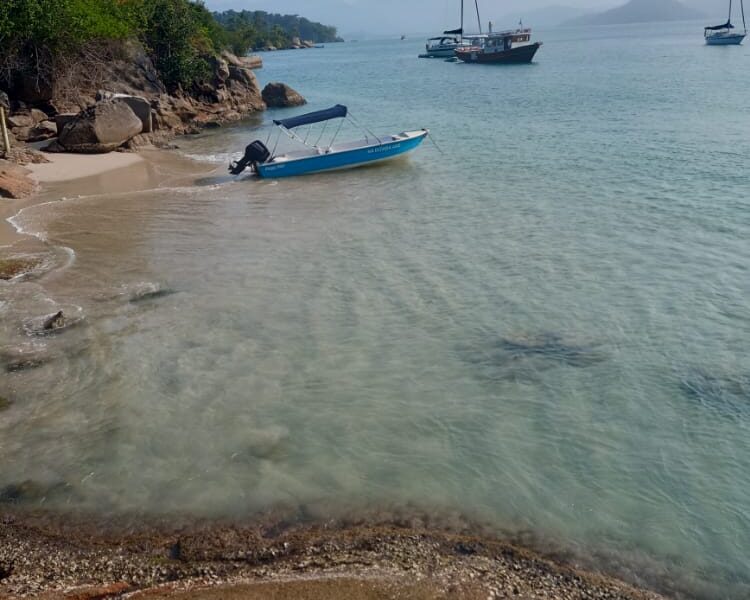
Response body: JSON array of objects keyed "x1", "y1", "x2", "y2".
[{"x1": 2, "y1": 21, "x2": 750, "y2": 599}]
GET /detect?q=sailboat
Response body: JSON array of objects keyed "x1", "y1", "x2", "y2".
[
  {"x1": 705, "y1": 0, "x2": 746, "y2": 45},
  {"x1": 419, "y1": 0, "x2": 472, "y2": 58}
]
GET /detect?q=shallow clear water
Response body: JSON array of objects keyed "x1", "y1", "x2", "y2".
[{"x1": 2, "y1": 22, "x2": 750, "y2": 599}]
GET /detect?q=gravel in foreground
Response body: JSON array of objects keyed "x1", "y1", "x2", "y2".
[{"x1": 0, "y1": 511, "x2": 668, "y2": 600}]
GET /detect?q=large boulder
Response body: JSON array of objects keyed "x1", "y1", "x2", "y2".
[
  {"x1": 54, "y1": 113, "x2": 78, "y2": 132},
  {"x1": 0, "y1": 160, "x2": 37, "y2": 199},
  {"x1": 262, "y1": 82, "x2": 306, "y2": 108},
  {"x1": 58, "y1": 100, "x2": 143, "y2": 153},
  {"x1": 95, "y1": 91, "x2": 153, "y2": 133}
]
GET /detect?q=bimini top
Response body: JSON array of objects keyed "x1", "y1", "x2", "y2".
[
  {"x1": 273, "y1": 105, "x2": 348, "y2": 129},
  {"x1": 705, "y1": 20, "x2": 734, "y2": 30}
]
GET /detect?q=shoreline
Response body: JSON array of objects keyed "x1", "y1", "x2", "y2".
[
  {"x1": 0, "y1": 508, "x2": 667, "y2": 600},
  {"x1": 1, "y1": 148, "x2": 674, "y2": 600},
  {"x1": 1, "y1": 146, "x2": 217, "y2": 249}
]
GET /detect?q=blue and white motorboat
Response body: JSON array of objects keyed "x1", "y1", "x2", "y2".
[
  {"x1": 229, "y1": 105, "x2": 428, "y2": 179},
  {"x1": 704, "y1": 0, "x2": 746, "y2": 45}
]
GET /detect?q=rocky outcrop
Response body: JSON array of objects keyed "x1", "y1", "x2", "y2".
[
  {"x1": 0, "y1": 160, "x2": 37, "y2": 198},
  {"x1": 262, "y1": 82, "x2": 306, "y2": 108},
  {"x1": 0, "y1": 40, "x2": 294, "y2": 156},
  {"x1": 58, "y1": 100, "x2": 142, "y2": 153},
  {"x1": 221, "y1": 51, "x2": 263, "y2": 70}
]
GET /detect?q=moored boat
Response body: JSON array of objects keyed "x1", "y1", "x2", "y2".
[
  {"x1": 229, "y1": 105, "x2": 428, "y2": 179},
  {"x1": 705, "y1": 0, "x2": 746, "y2": 44},
  {"x1": 420, "y1": 35, "x2": 468, "y2": 58},
  {"x1": 455, "y1": 27, "x2": 542, "y2": 64}
]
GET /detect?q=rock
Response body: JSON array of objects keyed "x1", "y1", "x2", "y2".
[
  {"x1": 6, "y1": 113, "x2": 34, "y2": 129},
  {"x1": 0, "y1": 160, "x2": 37, "y2": 198},
  {"x1": 114, "y1": 95, "x2": 152, "y2": 133},
  {"x1": 5, "y1": 145, "x2": 50, "y2": 164},
  {"x1": 0, "y1": 256, "x2": 42, "y2": 279},
  {"x1": 221, "y1": 50, "x2": 243, "y2": 67},
  {"x1": 54, "y1": 112, "x2": 78, "y2": 131},
  {"x1": 26, "y1": 120, "x2": 57, "y2": 142},
  {"x1": 242, "y1": 55, "x2": 263, "y2": 69},
  {"x1": 30, "y1": 108, "x2": 48, "y2": 124},
  {"x1": 41, "y1": 139, "x2": 66, "y2": 153},
  {"x1": 213, "y1": 57, "x2": 230, "y2": 82},
  {"x1": 0, "y1": 91, "x2": 9, "y2": 110},
  {"x1": 58, "y1": 99, "x2": 143, "y2": 153},
  {"x1": 228, "y1": 65, "x2": 256, "y2": 87},
  {"x1": 1, "y1": 344, "x2": 50, "y2": 372},
  {"x1": 262, "y1": 82, "x2": 307, "y2": 108},
  {"x1": 10, "y1": 126, "x2": 31, "y2": 141},
  {"x1": 95, "y1": 92, "x2": 152, "y2": 133},
  {"x1": 43, "y1": 310, "x2": 65, "y2": 331},
  {"x1": 0, "y1": 396, "x2": 10, "y2": 411}
]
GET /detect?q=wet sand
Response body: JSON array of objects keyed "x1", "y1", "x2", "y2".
[{"x1": 0, "y1": 148, "x2": 674, "y2": 600}]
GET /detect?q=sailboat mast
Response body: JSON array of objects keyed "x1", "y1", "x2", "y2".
[
  {"x1": 461, "y1": 0, "x2": 464, "y2": 41},
  {"x1": 741, "y1": 0, "x2": 747, "y2": 32},
  {"x1": 475, "y1": 0, "x2": 482, "y2": 34},
  {"x1": 729, "y1": 0, "x2": 733, "y2": 23}
]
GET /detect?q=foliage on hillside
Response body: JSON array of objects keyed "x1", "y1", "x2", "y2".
[
  {"x1": 0, "y1": 1, "x2": 340, "y2": 97},
  {"x1": 214, "y1": 10, "x2": 342, "y2": 55}
]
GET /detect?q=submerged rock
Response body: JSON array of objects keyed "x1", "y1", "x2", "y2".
[
  {"x1": 1, "y1": 343, "x2": 50, "y2": 372},
  {"x1": 680, "y1": 370, "x2": 750, "y2": 419},
  {"x1": 262, "y1": 82, "x2": 306, "y2": 107},
  {"x1": 126, "y1": 282, "x2": 176, "y2": 303},
  {"x1": 0, "y1": 256, "x2": 42, "y2": 280},
  {"x1": 0, "y1": 479, "x2": 68, "y2": 504},
  {"x1": 0, "y1": 396, "x2": 10, "y2": 411},
  {"x1": 459, "y1": 332, "x2": 607, "y2": 383}
]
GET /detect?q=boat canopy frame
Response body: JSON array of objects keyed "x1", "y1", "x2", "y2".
[{"x1": 265, "y1": 104, "x2": 384, "y2": 159}]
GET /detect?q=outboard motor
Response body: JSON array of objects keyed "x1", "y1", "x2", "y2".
[{"x1": 229, "y1": 140, "x2": 271, "y2": 175}]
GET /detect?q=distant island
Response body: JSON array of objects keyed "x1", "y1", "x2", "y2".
[
  {"x1": 213, "y1": 10, "x2": 344, "y2": 52},
  {"x1": 565, "y1": 0, "x2": 705, "y2": 26}
]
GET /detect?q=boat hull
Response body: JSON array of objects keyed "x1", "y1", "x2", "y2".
[
  {"x1": 705, "y1": 33, "x2": 746, "y2": 45},
  {"x1": 456, "y1": 42, "x2": 541, "y2": 64},
  {"x1": 256, "y1": 131, "x2": 428, "y2": 178},
  {"x1": 420, "y1": 48, "x2": 460, "y2": 58}
]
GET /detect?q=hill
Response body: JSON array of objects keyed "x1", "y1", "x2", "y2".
[
  {"x1": 497, "y1": 5, "x2": 589, "y2": 29},
  {"x1": 565, "y1": 0, "x2": 705, "y2": 26}
]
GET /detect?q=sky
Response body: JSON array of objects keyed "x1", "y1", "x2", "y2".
[{"x1": 203, "y1": 0, "x2": 618, "y2": 35}]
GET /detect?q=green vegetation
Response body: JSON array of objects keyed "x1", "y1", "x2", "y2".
[
  {"x1": 214, "y1": 10, "x2": 342, "y2": 55},
  {"x1": 0, "y1": 1, "x2": 340, "y2": 95}
]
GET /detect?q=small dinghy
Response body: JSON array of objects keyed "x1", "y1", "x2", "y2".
[{"x1": 229, "y1": 105, "x2": 428, "y2": 179}]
